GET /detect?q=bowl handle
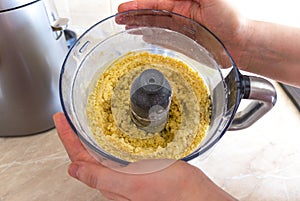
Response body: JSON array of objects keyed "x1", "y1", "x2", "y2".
[{"x1": 229, "y1": 76, "x2": 277, "y2": 130}]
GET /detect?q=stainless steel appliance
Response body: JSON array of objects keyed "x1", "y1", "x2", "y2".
[{"x1": 0, "y1": 0, "x2": 68, "y2": 136}]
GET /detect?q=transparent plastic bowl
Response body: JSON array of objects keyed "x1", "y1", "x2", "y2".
[{"x1": 60, "y1": 10, "x2": 276, "y2": 174}]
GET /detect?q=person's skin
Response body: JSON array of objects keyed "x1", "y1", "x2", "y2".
[
  {"x1": 54, "y1": 0, "x2": 300, "y2": 200},
  {"x1": 53, "y1": 112, "x2": 236, "y2": 201},
  {"x1": 119, "y1": 0, "x2": 300, "y2": 87}
]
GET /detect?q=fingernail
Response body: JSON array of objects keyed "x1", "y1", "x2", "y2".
[{"x1": 68, "y1": 163, "x2": 79, "y2": 178}]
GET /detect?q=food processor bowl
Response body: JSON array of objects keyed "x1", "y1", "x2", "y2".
[{"x1": 60, "y1": 10, "x2": 276, "y2": 174}]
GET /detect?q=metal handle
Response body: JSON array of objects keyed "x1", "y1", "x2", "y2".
[
  {"x1": 43, "y1": 0, "x2": 69, "y2": 40},
  {"x1": 51, "y1": 18, "x2": 69, "y2": 31},
  {"x1": 229, "y1": 76, "x2": 277, "y2": 130}
]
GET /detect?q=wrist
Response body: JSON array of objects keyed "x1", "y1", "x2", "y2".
[{"x1": 224, "y1": 17, "x2": 254, "y2": 70}]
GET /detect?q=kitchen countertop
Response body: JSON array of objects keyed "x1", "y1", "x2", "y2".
[{"x1": 1, "y1": 1, "x2": 300, "y2": 201}]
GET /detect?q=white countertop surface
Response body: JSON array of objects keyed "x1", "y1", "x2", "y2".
[{"x1": 1, "y1": 0, "x2": 300, "y2": 200}]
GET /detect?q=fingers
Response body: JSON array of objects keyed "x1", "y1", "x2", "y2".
[
  {"x1": 53, "y1": 112, "x2": 96, "y2": 163},
  {"x1": 100, "y1": 190, "x2": 130, "y2": 201},
  {"x1": 68, "y1": 161, "x2": 133, "y2": 198},
  {"x1": 68, "y1": 160, "x2": 201, "y2": 201},
  {"x1": 118, "y1": 1, "x2": 138, "y2": 12},
  {"x1": 118, "y1": 0, "x2": 175, "y2": 13},
  {"x1": 117, "y1": 0, "x2": 198, "y2": 24}
]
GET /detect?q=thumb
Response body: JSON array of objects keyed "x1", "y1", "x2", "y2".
[
  {"x1": 118, "y1": 1, "x2": 138, "y2": 12},
  {"x1": 118, "y1": 0, "x2": 173, "y2": 13},
  {"x1": 68, "y1": 161, "x2": 131, "y2": 196}
]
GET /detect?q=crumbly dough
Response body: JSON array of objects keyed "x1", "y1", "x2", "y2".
[{"x1": 86, "y1": 52, "x2": 211, "y2": 162}]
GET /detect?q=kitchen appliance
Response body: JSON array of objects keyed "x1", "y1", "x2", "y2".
[
  {"x1": 60, "y1": 10, "x2": 277, "y2": 174},
  {"x1": 0, "y1": 0, "x2": 69, "y2": 136}
]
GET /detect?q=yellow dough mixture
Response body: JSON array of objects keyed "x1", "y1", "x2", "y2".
[{"x1": 86, "y1": 52, "x2": 211, "y2": 162}]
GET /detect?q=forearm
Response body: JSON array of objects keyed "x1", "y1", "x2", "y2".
[{"x1": 229, "y1": 19, "x2": 300, "y2": 87}]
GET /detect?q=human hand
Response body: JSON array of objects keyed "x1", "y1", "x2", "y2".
[
  {"x1": 118, "y1": 0, "x2": 247, "y2": 54},
  {"x1": 53, "y1": 112, "x2": 236, "y2": 201}
]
